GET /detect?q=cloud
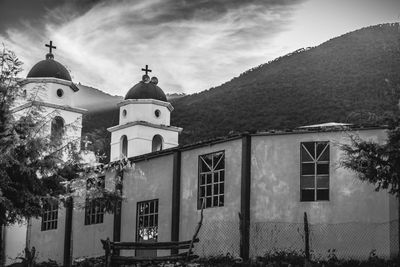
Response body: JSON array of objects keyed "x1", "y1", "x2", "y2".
[
  {"x1": 4, "y1": 0, "x2": 398, "y2": 96},
  {"x1": 1, "y1": 0, "x2": 305, "y2": 95}
]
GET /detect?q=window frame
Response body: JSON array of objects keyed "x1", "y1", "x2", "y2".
[
  {"x1": 84, "y1": 176, "x2": 106, "y2": 225},
  {"x1": 300, "y1": 141, "x2": 330, "y2": 202},
  {"x1": 197, "y1": 150, "x2": 225, "y2": 210},
  {"x1": 41, "y1": 200, "x2": 59, "y2": 231},
  {"x1": 135, "y1": 199, "x2": 159, "y2": 243}
]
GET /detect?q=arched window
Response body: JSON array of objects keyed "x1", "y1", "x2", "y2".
[
  {"x1": 50, "y1": 116, "x2": 64, "y2": 143},
  {"x1": 121, "y1": 135, "x2": 128, "y2": 158},
  {"x1": 152, "y1": 135, "x2": 163, "y2": 152}
]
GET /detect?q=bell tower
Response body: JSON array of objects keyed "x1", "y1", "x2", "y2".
[
  {"x1": 108, "y1": 65, "x2": 182, "y2": 160},
  {"x1": 14, "y1": 40, "x2": 86, "y2": 144},
  {"x1": 7, "y1": 41, "x2": 86, "y2": 266}
]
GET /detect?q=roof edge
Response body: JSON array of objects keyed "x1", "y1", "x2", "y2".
[
  {"x1": 11, "y1": 100, "x2": 87, "y2": 114},
  {"x1": 107, "y1": 120, "x2": 182, "y2": 133},
  {"x1": 118, "y1": 99, "x2": 173, "y2": 111},
  {"x1": 106, "y1": 125, "x2": 388, "y2": 164},
  {"x1": 20, "y1": 78, "x2": 79, "y2": 92}
]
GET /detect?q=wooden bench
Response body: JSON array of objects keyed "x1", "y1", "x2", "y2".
[{"x1": 101, "y1": 206, "x2": 203, "y2": 266}]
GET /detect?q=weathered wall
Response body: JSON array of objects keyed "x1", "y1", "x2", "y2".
[
  {"x1": 180, "y1": 138, "x2": 242, "y2": 257},
  {"x1": 17, "y1": 79, "x2": 84, "y2": 264},
  {"x1": 119, "y1": 101, "x2": 171, "y2": 126},
  {"x1": 71, "y1": 171, "x2": 116, "y2": 259},
  {"x1": 24, "y1": 128, "x2": 398, "y2": 261},
  {"x1": 110, "y1": 125, "x2": 179, "y2": 160},
  {"x1": 249, "y1": 129, "x2": 394, "y2": 258},
  {"x1": 5, "y1": 223, "x2": 27, "y2": 265},
  {"x1": 28, "y1": 208, "x2": 66, "y2": 264},
  {"x1": 120, "y1": 154, "x2": 174, "y2": 256},
  {"x1": 18, "y1": 79, "x2": 75, "y2": 106},
  {"x1": 71, "y1": 209, "x2": 114, "y2": 259},
  {"x1": 389, "y1": 194, "x2": 398, "y2": 257}
]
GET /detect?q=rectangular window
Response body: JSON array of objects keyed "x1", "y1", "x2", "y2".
[
  {"x1": 136, "y1": 199, "x2": 158, "y2": 242},
  {"x1": 84, "y1": 176, "x2": 105, "y2": 225},
  {"x1": 41, "y1": 201, "x2": 58, "y2": 231},
  {"x1": 84, "y1": 199, "x2": 105, "y2": 225},
  {"x1": 198, "y1": 151, "x2": 225, "y2": 209},
  {"x1": 300, "y1": 142, "x2": 330, "y2": 201}
]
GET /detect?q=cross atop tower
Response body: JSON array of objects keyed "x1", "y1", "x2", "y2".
[
  {"x1": 141, "y1": 65, "x2": 152, "y2": 75},
  {"x1": 45, "y1": 41, "x2": 57, "y2": 54}
]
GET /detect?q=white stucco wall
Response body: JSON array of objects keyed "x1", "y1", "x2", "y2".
[
  {"x1": 119, "y1": 101, "x2": 171, "y2": 126},
  {"x1": 180, "y1": 139, "x2": 243, "y2": 257},
  {"x1": 71, "y1": 199, "x2": 114, "y2": 259},
  {"x1": 249, "y1": 129, "x2": 396, "y2": 258},
  {"x1": 119, "y1": 154, "x2": 175, "y2": 257},
  {"x1": 18, "y1": 79, "x2": 77, "y2": 106},
  {"x1": 28, "y1": 208, "x2": 67, "y2": 264},
  {"x1": 110, "y1": 125, "x2": 179, "y2": 160},
  {"x1": 18, "y1": 79, "x2": 84, "y2": 264},
  {"x1": 4, "y1": 223, "x2": 27, "y2": 265}
]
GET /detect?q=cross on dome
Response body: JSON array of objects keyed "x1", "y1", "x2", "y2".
[
  {"x1": 45, "y1": 41, "x2": 57, "y2": 54},
  {"x1": 141, "y1": 65, "x2": 152, "y2": 75}
]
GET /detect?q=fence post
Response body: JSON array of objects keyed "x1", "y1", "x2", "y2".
[
  {"x1": 304, "y1": 212, "x2": 310, "y2": 261},
  {"x1": 171, "y1": 151, "x2": 181, "y2": 255},
  {"x1": 113, "y1": 170, "x2": 124, "y2": 257},
  {"x1": 240, "y1": 134, "x2": 251, "y2": 261},
  {"x1": 397, "y1": 196, "x2": 400, "y2": 264}
]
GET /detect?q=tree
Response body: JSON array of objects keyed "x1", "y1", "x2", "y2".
[
  {"x1": 0, "y1": 46, "x2": 122, "y2": 265},
  {"x1": 0, "y1": 46, "x2": 75, "y2": 226},
  {"x1": 341, "y1": 115, "x2": 400, "y2": 258}
]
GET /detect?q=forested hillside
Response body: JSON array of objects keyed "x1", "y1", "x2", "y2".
[
  {"x1": 83, "y1": 23, "x2": 400, "y2": 155},
  {"x1": 171, "y1": 23, "x2": 400, "y2": 144}
]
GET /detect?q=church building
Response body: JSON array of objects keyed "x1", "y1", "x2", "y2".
[{"x1": 7, "y1": 42, "x2": 399, "y2": 265}]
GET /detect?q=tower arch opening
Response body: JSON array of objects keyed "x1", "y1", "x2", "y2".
[
  {"x1": 50, "y1": 116, "x2": 65, "y2": 143},
  {"x1": 121, "y1": 135, "x2": 128, "y2": 158},
  {"x1": 152, "y1": 135, "x2": 163, "y2": 152}
]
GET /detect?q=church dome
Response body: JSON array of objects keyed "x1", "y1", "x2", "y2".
[
  {"x1": 125, "y1": 75, "x2": 167, "y2": 102},
  {"x1": 27, "y1": 53, "x2": 72, "y2": 81}
]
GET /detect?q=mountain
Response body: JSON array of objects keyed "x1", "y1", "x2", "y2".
[
  {"x1": 82, "y1": 23, "x2": 400, "y2": 155},
  {"x1": 74, "y1": 84, "x2": 122, "y2": 112},
  {"x1": 167, "y1": 93, "x2": 186, "y2": 101},
  {"x1": 77, "y1": 85, "x2": 121, "y2": 162},
  {"x1": 170, "y1": 23, "x2": 400, "y2": 144}
]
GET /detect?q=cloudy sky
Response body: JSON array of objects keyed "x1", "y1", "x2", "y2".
[{"x1": 1, "y1": 0, "x2": 399, "y2": 96}]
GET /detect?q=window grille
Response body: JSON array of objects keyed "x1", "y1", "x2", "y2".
[
  {"x1": 84, "y1": 176, "x2": 105, "y2": 225},
  {"x1": 84, "y1": 199, "x2": 105, "y2": 225},
  {"x1": 41, "y1": 201, "x2": 58, "y2": 231},
  {"x1": 136, "y1": 199, "x2": 158, "y2": 242},
  {"x1": 300, "y1": 141, "x2": 330, "y2": 201},
  {"x1": 198, "y1": 151, "x2": 225, "y2": 209}
]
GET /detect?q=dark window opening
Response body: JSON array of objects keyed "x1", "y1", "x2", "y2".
[
  {"x1": 300, "y1": 142, "x2": 329, "y2": 202},
  {"x1": 56, "y1": 88, "x2": 64, "y2": 98},
  {"x1": 136, "y1": 199, "x2": 158, "y2": 257},
  {"x1": 41, "y1": 201, "x2": 58, "y2": 231},
  {"x1": 198, "y1": 151, "x2": 225, "y2": 209},
  {"x1": 85, "y1": 176, "x2": 105, "y2": 225},
  {"x1": 121, "y1": 135, "x2": 128, "y2": 158},
  {"x1": 152, "y1": 135, "x2": 163, "y2": 152},
  {"x1": 50, "y1": 116, "x2": 64, "y2": 144},
  {"x1": 136, "y1": 199, "x2": 158, "y2": 242}
]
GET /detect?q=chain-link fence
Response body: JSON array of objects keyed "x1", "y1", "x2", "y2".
[
  {"x1": 192, "y1": 219, "x2": 399, "y2": 260},
  {"x1": 193, "y1": 220, "x2": 240, "y2": 257},
  {"x1": 308, "y1": 221, "x2": 396, "y2": 259},
  {"x1": 250, "y1": 222, "x2": 304, "y2": 257}
]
